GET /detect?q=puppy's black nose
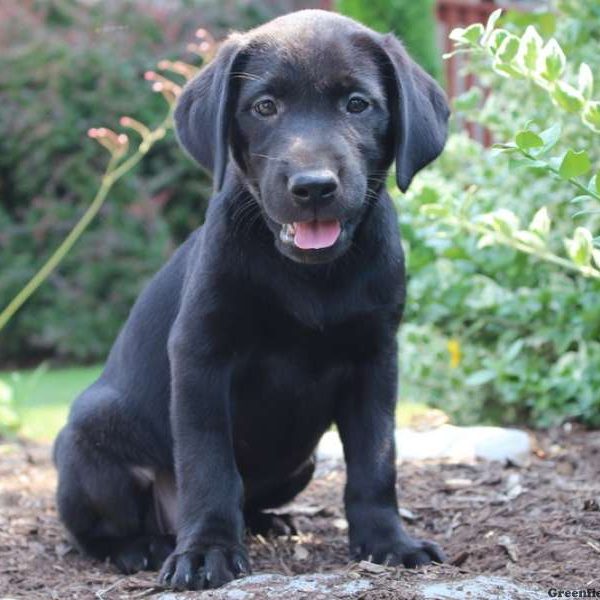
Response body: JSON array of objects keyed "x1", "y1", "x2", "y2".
[{"x1": 288, "y1": 170, "x2": 338, "y2": 207}]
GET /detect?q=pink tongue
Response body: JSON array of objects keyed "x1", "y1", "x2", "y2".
[{"x1": 294, "y1": 220, "x2": 341, "y2": 250}]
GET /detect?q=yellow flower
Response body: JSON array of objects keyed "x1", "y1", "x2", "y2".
[{"x1": 447, "y1": 338, "x2": 461, "y2": 368}]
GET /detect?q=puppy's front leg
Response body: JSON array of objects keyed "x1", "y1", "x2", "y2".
[
  {"x1": 336, "y1": 347, "x2": 445, "y2": 568},
  {"x1": 159, "y1": 323, "x2": 250, "y2": 591}
]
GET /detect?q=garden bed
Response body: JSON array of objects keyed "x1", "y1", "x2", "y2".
[{"x1": 1, "y1": 427, "x2": 598, "y2": 598}]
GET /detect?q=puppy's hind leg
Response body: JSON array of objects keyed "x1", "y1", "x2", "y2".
[{"x1": 54, "y1": 419, "x2": 174, "y2": 574}]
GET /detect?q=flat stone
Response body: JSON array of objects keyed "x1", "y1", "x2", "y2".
[
  {"x1": 155, "y1": 572, "x2": 373, "y2": 599},
  {"x1": 155, "y1": 572, "x2": 545, "y2": 599},
  {"x1": 421, "y1": 575, "x2": 546, "y2": 599},
  {"x1": 316, "y1": 425, "x2": 531, "y2": 466}
]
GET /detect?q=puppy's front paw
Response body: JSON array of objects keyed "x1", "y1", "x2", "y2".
[
  {"x1": 353, "y1": 535, "x2": 445, "y2": 568},
  {"x1": 158, "y1": 543, "x2": 251, "y2": 590}
]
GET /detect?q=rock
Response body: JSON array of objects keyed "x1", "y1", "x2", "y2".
[
  {"x1": 154, "y1": 572, "x2": 546, "y2": 600},
  {"x1": 421, "y1": 575, "x2": 546, "y2": 599},
  {"x1": 155, "y1": 572, "x2": 373, "y2": 599},
  {"x1": 316, "y1": 426, "x2": 532, "y2": 468},
  {"x1": 395, "y1": 426, "x2": 531, "y2": 463}
]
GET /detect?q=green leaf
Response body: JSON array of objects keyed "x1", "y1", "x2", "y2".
[
  {"x1": 558, "y1": 149, "x2": 592, "y2": 179},
  {"x1": 515, "y1": 230, "x2": 545, "y2": 248},
  {"x1": 515, "y1": 130, "x2": 543, "y2": 151},
  {"x1": 420, "y1": 204, "x2": 450, "y2": 219},
  {"x1": 453, "y1": 87, "x2": 483, "y2": 111},
  {"x1": 547, "y1": 156, "x2": 563, "y2": 171},
  {"x1": 486, "y1": 28, "x2": 509, "y2": 53},
  {"x1": 463, "y1": 23, "x2": 485, "y2": 45},
  {"x1": 570, "y1": 195, "x2": 594, "y2": 204},
  {"x1": 582, "y1": 101, "x2": 600, "y2": 132},
  {"x1": 529, "y1": 207, "x2": 551, "y2": 238},
  {"x1": 573, "y1": 209, "x2": 600, "y2": 218},
  {"x1": 413, "y1": 185, "x2": 440, "y2": 205},
  {"x1": 477, "y1": 233, "x2": 496, "y2": 249},
  {"x1": 537, "y1": 123, "x2": 561, "y2": 153},
  {"x1": 508, "y1": 156, "x2": 547, "y2": 169},
  {"x1": 565, "y1": 227, "x2": 593, "y2": 266},
  {"x1": 504, "y1": 339, "x2": 524, "y2": 363},
  {"x1": 541, "y1": 39, "x2": 565, "y2": 81},
  {"x1": 465, "y1": 370, "x2": 496, "y2": 386},
  {"x1": 551, "y1": 80, "x2": 585, "y2": 113},
  {"x1": 592, "y1": 173, "x2": 600, "y2": 195},
  {"x1": 516, "y1": 26, "x2": 543, "y2": 71},
  {"x1": 482, "y1": 9, "x2": 503, "y2": 45},
  {"x1": 479, "y1": 209, "x2": 520, "y2": 236},
  {"x1": 578, "y1": 63, "x2": 594, "y2": 100},
  {"x1": 449, "y1": 27, "x2": 467, "y2": 43},
  {"x1": 493, "y1": 60, "x2": 524, "y2": 79},
  {"x1": 495, "y1": 34, "x2": 520, "y2": 63}
]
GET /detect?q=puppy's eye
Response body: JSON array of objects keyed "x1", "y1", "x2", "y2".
[
  {"x1": 346, "y1": 96, "x2": 370, "y2": 113},
  {"x1": 253, "y1": 98, "x2": 278, "y2": 117}
]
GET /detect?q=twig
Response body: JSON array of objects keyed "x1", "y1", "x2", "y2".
[
  {"x1": 0, "y1": 110, "x2": 173, "y2": 333},
  {"x1": 95, "y1": 576, "x2": 128, "y2": 599}
]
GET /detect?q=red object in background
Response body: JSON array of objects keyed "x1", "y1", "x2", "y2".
[{"x1": 437, "y1": 0, "x2": 503, "y2": 146}]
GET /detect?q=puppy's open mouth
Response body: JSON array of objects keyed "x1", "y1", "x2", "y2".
[{"x1": 279, "y1": 220, "x2": 342, "y2": 250}]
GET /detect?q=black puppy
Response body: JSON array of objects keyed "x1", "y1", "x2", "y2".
[{"x1": 54, "y1": 9, "x2": 449, "y2": 591}]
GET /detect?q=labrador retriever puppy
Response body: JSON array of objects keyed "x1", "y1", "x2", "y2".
[{"x1": 54, "y1": 9, "x2": 449, "y2": 591}]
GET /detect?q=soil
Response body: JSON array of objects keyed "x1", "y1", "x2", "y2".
[{"x1": 1, "y1": 427, "x2": 599, "y2": 599}]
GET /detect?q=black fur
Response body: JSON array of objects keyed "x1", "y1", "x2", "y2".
[{"x1": 54, "y1": 10, "x2": 449, "y2": 591}]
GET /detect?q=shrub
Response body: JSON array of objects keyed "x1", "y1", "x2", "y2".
[
  {"x1": 397, "y1": 3, "x2": 600, "y2": 427},
  {"x1": 0, "y1": 1, "x2": 216, "y2": 364}
]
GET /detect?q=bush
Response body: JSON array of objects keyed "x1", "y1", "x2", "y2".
[
  {"x1": 0, "y1": 1, "x2": 216, "y2": 364},
  {"x1": 336, "y1": 0, "x2": 443, "y2": 81},
  {"x1": 397, "y1": 2, "x2": 600, "y2": 427}
]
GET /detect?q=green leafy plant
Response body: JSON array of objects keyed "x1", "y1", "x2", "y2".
[
  {"x1": 396, "y1": 3, "x2": 600, "y2": 427},
  {"x1": 0, "y1": 15, "x2": 209, "y2": 347},
  {"x1": 431, "y1": 9, "x2": 600, "y2": 277},
  {"x1": 0, "y1": 1, "x2": 213, "y2": 365}
]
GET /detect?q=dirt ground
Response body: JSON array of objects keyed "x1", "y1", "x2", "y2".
[{"x1": 1, "y1": 427, "x2": 599, "y2": 599}]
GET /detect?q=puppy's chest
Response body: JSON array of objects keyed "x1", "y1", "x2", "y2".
[
  {"x1": 229, "y1": 310, "x2": 385, "y2": 474},
  {"x1": 230, "y1": 346, "x2": 344, "y2": 477}
]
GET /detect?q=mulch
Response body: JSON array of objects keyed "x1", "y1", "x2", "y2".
[{"x1": 1, "y1": 426, "x2": 599, "y2": 599}]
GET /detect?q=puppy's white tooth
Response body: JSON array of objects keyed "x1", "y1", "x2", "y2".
[{"x1": 279, "y1": 223, "x2": 296, "y2": 244}]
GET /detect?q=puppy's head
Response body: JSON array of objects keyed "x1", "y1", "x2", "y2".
[{"x1": 175, "y1": 10, "x2": 449, "y2": 264}]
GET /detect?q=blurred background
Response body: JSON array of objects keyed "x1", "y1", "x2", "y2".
[{"x1": 1, "y1": 0, "x2": 599, "y2": 442}]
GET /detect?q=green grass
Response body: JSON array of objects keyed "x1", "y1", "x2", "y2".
[
  {"x1": 1, "y1": 363, "x2": 437, "y2": 443},
  {"x1": 1, "y1": 364, "x2": 102, "y2": 442}
]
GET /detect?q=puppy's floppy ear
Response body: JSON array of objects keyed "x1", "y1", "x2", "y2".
[
  {"x1": 378, "y1": 34, "x2": 450, "y2": 193},
  {"x1": 174, "y1": 35, "x2": 245, "y2": 192}
]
